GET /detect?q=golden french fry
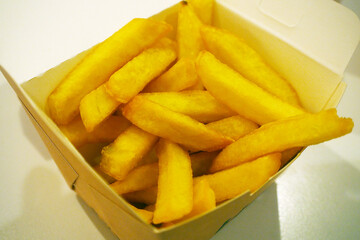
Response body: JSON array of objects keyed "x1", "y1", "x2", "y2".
[
  {"x1": 112, "y1": 150, "x2": 216, "y2": 196},
  {"x1": 47, "y1": 18, "x2": 172, "y2": 125},
  {"x1": 210, "y1": 109, "x2": 353, "y2": 172},
  {"x1": 122, "y1": 186, "x2": 158, "y2": 205},
  {"x1": 111, "y1": 162, "x2": 159, "y2": 194},
  {"x1": 79, "y1": 38, "x2": 177, "y2": 131},
  {"x1": 196, "y1": 51, "x2": 305, "y2": 125},
  {"x1": 122, "y1": 94, "x2": 233, "y2": 152},
  {"x1": 163, "y1": 179, "x2": 216, "y2": 227},
  {"x1": 206, "y1": 115, "x2": 259, "y2": 141},
  {"x1": 140, "y1": 90, "x2": 236, "y2": 123},
  {"x1": 79, "y1": 85, "x2": 121, "y2": 132},
  {"x1": 105, "y1": 38, "x2": 177, "y2": 103},
  {"x1": 196, "y1": 153, "x2": 281, "y2": 203},
  {"x1": 59, "y1": 115, "x2": 131, "y2": 147},
  {"x1": 143, "y1": 58, "x2": 198, "y2": 92},
  {"x1": 100, "y1": 125, "x2": 158, "y2": 180},
  {"x1": 153, "y1": 139, "x2": 193, "y2": 224},
  {"x1": 177, "y1": 1, "x2": 204, "y2": 59},
  {"x1": 187, "y1": 0, "x2": 214, "y2": 25},
  {"x1": 201, "y1": 25, "x2": 301, "y2": 106}
]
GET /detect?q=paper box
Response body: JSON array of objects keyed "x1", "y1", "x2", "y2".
[{"x1": 3, "y1": 0, "x2": 360, "y2": 239}]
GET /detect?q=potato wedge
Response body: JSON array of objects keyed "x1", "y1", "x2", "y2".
[
  {"x1": 153, "y1": 139, "x2": 193, "y2": 224},
  {"x1": 206, "y1": 115, "x2": 258, "y2": 141},
  {"x1": 143, "y1": 58, "x2": 198, "y2": 92},
  {"x1": 59, "y1": 115, "x2": 130, "y2": 147},
  {"x1": 47, "y1": 18, "x2": 172, "y2": 125},
  {"x1": 196, "y1": 153, "x2": 281, "y2": 203},
  {"x1": 100, "y1": 125, "x2": 158, "y2": 180},
  {"x1": 105, "y1": 38, "x2": 177, "y2": 103},
  {"x1": 210, "y1": 109, "x2": 353, "y2": 172},
  {"x1": 196, "y1": 51, "x2": 305, "y2": 125},
  {"x1": 122, "y1": 94, "x2": 233, "y2": 152},
  {"x1": 140, "y1": 90, "x2": 236, "y2": 123},
  {"x1": 201, "y1": 25, "x2": 301, "y2": 106}
]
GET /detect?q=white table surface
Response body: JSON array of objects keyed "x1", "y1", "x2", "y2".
[{"x1": 1, "y1": 0, "x2": 359, "y2": 239}]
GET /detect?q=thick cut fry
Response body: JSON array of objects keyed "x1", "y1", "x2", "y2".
[
  {"x1": 79, "y1": 85, "x2": 120, "y2": 132},
  {"x1": 177, "y1": 2, "x2": 204, "y2": 59},
  {"x1": 100, "y1": 125, "x2": 158, "y2": 180},
  {"x1": 210, "y1": 109, "x2": 353, "y2": 172},
  {"x1": 47, "y1": 18, "x2": 172, "y2": 125},
  {"x1": 196, "y1": 153, "x2": 281, "y2": 203},
  {"x1": 201, "y1": 25, "x2": 301, "y2": 106},
  {"x1": 196, "y1": 51, "x2": 305, "y2": 125},
  {"x1": 206, "y1": 115, "x2": 258, "y2": 141},
  {"x1": 163, "y1": 179, "x2": 216, "y2": 227},
  {"x1": 122, "y1": 94, "x2": 233, "y2": 152},
  {"x1": 153, "y1": 139, "x2": 193, "y2": 224},
  {"x1": 59, "y1": 115, "x2": 131, "y2": 147},
  {"x1": 140, "y1": 91, "x2": 236, "y2": 123},
  {"x1": 187, "y1": 0, "x2": 214, "y2": 24},
  {"x1": 112, "y1": 151, "x2": 216, "y2": 196},
  {"x1": 105, "y1": 38, "x2": 177, "y2": 103},
  {"x1": 122, "y1": 186, "x2": 158, "y2": 205},
  {"x1": 143, "y1": 58, "x2": 198, "y2": 92},
  {"x1": 111, "y1": 162, "x2": 159, "y2": 194}
]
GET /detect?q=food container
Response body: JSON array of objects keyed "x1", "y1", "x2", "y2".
[{"x1": 3, "y1": 0, "x2": 360, "y2": 239}]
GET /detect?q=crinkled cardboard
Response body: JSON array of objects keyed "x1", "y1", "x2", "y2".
[{"x1": 3, "y1": 0, "x2": 360, "y2": 239}]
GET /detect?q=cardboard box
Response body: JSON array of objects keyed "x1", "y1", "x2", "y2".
[{"x1": 3, "y1": 0, "x2": 360, "y2": 239}]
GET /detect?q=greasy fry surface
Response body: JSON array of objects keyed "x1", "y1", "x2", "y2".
[
  {"x1": 48, "y1": 18, "x2": 172, "y2": 125},
  {"x1": 153, "y1": 139, "x2": 193, "y2": 224},
  {"x1": 122, "y1": 94, "x2": 233, "y2": 152},
  {"x1": 210, "y1": 109, "x2": 354, "y2": 172},
  {"x1": 196, "y1": 51, "x2": 305, "y2": 125}
]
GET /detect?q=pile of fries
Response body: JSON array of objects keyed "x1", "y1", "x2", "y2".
[{"x1": 48, "y1": 0, "x2": 353, "y2": 227}]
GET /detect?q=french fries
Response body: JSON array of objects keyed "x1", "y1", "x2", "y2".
[
  {"x1": 143, "y1": 58, "x2": 198, "y2": 92},
  {"x1": 46, "y1": 0, "x2": 354, "y2": 228},
  {"x1": 196, "y1": 51, "x2": 306, "y2": 125},
  {"x1": 140, "y1": 90, "x2": 236, "y2": 123},
  {"x1": 100, "y1": 125, "x2": 158, "y2": 180},
  {"x1": 80, "y1": 38, "x2": 177, "y2": 131},
  {"x1": 122, "y1": 94, "x2": 233, "y2": 152},
  {"x1": 210, "y1": 108, "x2": 353, "y2": 172},
  {"x1": 47, "y1": 18, "x2": 172, "y2": 125},
  {"x1": 153, "y1": 139, "x2": 193, "y2": 224},
  {"x1": 201, "y1": 25, "x2": 301, "y2": 106},
  {"x1": 195, "y1": 153, "x2": 281, "y2": 203}
]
